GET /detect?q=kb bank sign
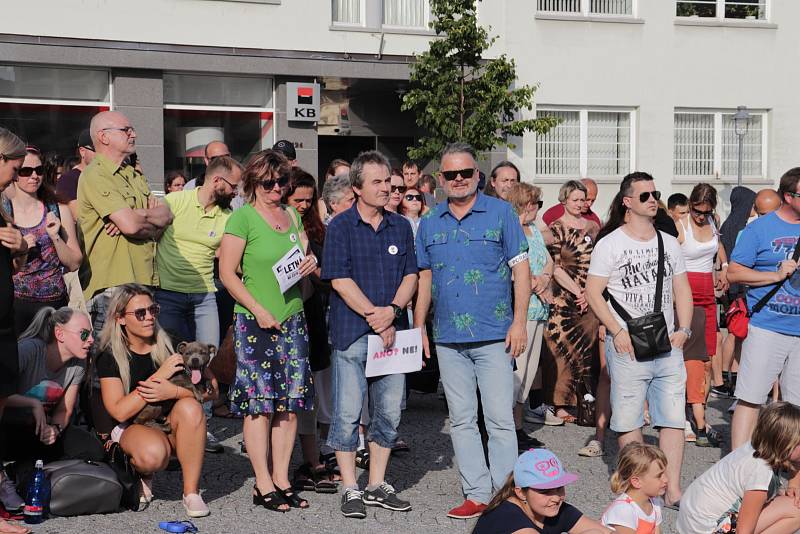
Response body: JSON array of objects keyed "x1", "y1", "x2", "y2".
[{"x1": 286, "y1": 82, "x2": 320, "y2": 122}]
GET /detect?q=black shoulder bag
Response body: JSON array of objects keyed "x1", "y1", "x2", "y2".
[{"x1": 604, "y1": 231, "x2": 673, "y2": 360}]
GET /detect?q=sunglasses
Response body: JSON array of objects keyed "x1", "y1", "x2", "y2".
[
  {"x1": 18, "y1": 166, "x2": 45, "y2": 177},
  {"x1": 216, "y1": 175, "x2": 239, "y2": 191},
  {"x1": 786, "y1": 191, "x2": 800, "y2": 199},
  {"x1": 441, "y1": 168, "x2": 476, "y2": 181},
  {"x1": 633, "y1": 190, "x2": 661, "y2": 203},
  {"x1": 62, "y1": 327, "x2": 92, "y2": 342},
  {"x1": 404, "y1": 194, "x2": 422, "y2": 202},
  {"x1": 123, "y1": 303, "x2": 160, "y2": 321},
  {"x1": 260, "y1": 175, "x2": 290, "y2": 190},
  {"x1": 691, "y1": 206, "x2": 714, "y2": 217},
  {"x1": 391, "y1": 185, "x2": 407, "y2": 193}
]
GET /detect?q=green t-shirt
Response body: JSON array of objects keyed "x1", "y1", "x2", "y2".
[{"x1": 224, "y1": 204, "x2": 304, "y2": 322}]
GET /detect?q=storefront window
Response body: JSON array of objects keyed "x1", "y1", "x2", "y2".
[{"x1": 163, "y1": 73, "x2": 274, "y2": 180}]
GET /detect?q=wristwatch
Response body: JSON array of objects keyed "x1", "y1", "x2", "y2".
[
  {"x1": 390, "y1": 304, "x2": 403, "y2": 320},
  {"x1": 677, "y1": 327, "x2": 692, "y2": 338}
]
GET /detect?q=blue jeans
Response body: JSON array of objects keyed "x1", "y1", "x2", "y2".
[
  {"x1": 437, "y1": 340, "x2": 516, "y2": 504},
  {"x1": 327, "y1": 335, "x2": 405, "y2": 452},
  {"x1": 155, "y1": 289, "x2": 220, "y2": 347}
]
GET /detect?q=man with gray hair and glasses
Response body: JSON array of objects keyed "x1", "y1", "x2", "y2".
[{"x1": 413, "y1": 142, "x2": 531, "y2": 519}]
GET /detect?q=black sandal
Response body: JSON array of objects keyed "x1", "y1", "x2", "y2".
[
  {"x1": 292, "y1": 463, "x2": 316, "y2": 492},
  {"x1": 355, "y1": 449, "x2": 370, "y2": 470},
  {"x1": 277, "y1": 487, "x2": 309, "y2": 509},
  {"x1": 311, "y1": 465, "x2": 338, "y2": 494},
  {"x1": 252, "y1": 485, "x2": 289, "y2": 513}
]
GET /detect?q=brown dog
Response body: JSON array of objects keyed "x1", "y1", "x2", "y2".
[{"x1": 133, "y1": 341, "x2": 216, "y2": 432}]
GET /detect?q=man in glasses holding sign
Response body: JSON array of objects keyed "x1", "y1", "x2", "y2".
[
  {"x1": 413, "y1": 142, "x2": 531, "y2": 520},
  {"x1": 322, "y1": 150, "x2": 418, "y2": 519}
]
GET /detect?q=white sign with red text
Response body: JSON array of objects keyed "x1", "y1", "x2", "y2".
[{"x1": 365, "y1": 328, "x2": 423, "y2": 378}]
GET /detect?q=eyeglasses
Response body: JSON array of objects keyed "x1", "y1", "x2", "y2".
[
  {"x1": 259, "y1": 174, "x2": 290, "y2": 191},
  {"x1": 404, "y1": 194, "x2": 422, "y2": 202},
  {"x1": 61, "y1": 327, "x2": 92, "y2": 342},
  {"x1": 123, "y1": 304, "x2": 160, "y2": 321},
  {"x1": 80, "y1": 145, "x2": 95, "y2": 152},
  {"x1": 216, "y1": 175, "x2": 240, "y2": 191},
  {"x1": 102, "y1": 126, "x2": 136, "y2": 136},
  {"x1": 208, "y1": 154, "x2": 231, "y2": 161},
  {"x1": 531, "y1": 200, "x2": 543, "y2": 209},
  {"x1": 785, "y1": 191, "x2": 800, "y2": 199},
  {"x1": 391, "y1": 185, "x2": 407, "y2": 193},
  {"x1": 691, "y1": 206, "x2": 714, "y2": 217},
  {"x1": 441, "y1": 168, "x2": 476, "y2": 181},
  {"x1": 631, "y1": 190, "x2": 661, "y2": 203},
  {"x1": 17, "y1": 165, "x2": 44, "y2": 177}
]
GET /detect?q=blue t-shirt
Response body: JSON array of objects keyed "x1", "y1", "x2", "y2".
[
  {"x1": 416, "y1": 193, "x2": 528, "y2": 343},
  {"x1": 731, "y1": 211, "x2": 800, "y2": 336}
]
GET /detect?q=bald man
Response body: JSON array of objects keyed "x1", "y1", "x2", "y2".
[
  {"x1": 184, "y1": 141, "x2": 231, "y2": 190},
  {"x1": 754, "y1": 188, "x2": 782, "y2": 216},
  {"x1": 78, "y1": 110, "x2": 173, "y2": 332},
  {"x1": 542, "y1": 178, "x2": 601, "y2": 226}
]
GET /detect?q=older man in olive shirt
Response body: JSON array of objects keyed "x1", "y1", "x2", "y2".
[{"x1": 78, "y1": 111, "x2": 172, "y2": 333}]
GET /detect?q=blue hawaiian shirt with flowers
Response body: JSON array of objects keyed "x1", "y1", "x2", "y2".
[{"x1": 416, "y1": 192, "x2": 528, "y2": 343}]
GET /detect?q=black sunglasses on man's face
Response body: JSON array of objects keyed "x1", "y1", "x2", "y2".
[{"x1": 441, "y1": 168, "x2": 476, "y2": 181}]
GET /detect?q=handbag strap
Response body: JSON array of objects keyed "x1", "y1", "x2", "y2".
[
  {"x1": 750, "y1": 236, "x2": 800, "y2": 315},
  {"x1": 604, "y1": 231, "x2": 665, "y2": 320}
]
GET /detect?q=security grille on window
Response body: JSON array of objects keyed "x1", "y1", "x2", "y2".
[
  {"x1": 537, "y1": 0, "x2": 634, "y2": 16},
  {"x1": 536, "y1": 109, "x2": 634, "y2": 178},
  {"x1": 675, "y1": 0, "x2": 767, "y2": 20},
  {"x1": 673, "y1": 111, "x2": 765, "y2": 179}
]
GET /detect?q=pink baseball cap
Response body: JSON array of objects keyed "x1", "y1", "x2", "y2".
[{"x1": 513, "y1": 449, "x2": 580, "y2": 490}]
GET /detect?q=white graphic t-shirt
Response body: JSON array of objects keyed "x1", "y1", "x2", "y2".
[{"x1": 589, "y1": 228, "x2": 686, "y2": 335}]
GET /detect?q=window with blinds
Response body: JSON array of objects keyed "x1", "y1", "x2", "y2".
[
  {"x1": 674, "y1": 110, "x2": 765, "y2": 179},
  {"x1": 676, "y1": 0, "x2": 767, "y2": 20},
  {"x1": 383, "y1": 0, "x2": 430, "y2": 28},
  {"x1": 536, "y1": 108, "x2": 634, "y2": 178},
  {"x1": 537, "y1": 0, "x2": 634, "y2": 16},
  {"x1": 333, "y1": 0, "x2": 362, "y2": 24}
]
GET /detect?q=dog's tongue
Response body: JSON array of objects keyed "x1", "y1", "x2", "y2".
[{"x1": 191, "y1": 369, "x2": 202, "y2": 385}]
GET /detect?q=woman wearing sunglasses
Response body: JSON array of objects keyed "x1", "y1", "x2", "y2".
[
  {"x1": 398, "y1": 187, "x2": 428, "y2": 238},
  {"x1": 675, "y1": 183, "x2": 727, "y2": 447},
  {"x1": 0, "y1": 306, "x2": 103, "y2": 474},
  {"x1": 541, "y1": 180, "x2": 600, "y2": 425},
  {"x1": 219, "y1": 150, "x2": 317, "y2": 513},
  {"x1": 2, "y1": 146, "x2": 82, "y2": 332},
  {"x1": 387, "y1": 170, "x2": 406, "y2": 213},
  {"x1": 93, "y1": 284, "x2": 214, "y2": 518}
]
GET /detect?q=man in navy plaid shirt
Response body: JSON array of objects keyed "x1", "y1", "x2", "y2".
[{"x1": 322, "y1": 150, "x2": 418, "y2": 519}]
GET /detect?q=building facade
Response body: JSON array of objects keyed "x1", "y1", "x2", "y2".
[{"x1": 0, "y1": 0, "x2": 790, "y2": 213}]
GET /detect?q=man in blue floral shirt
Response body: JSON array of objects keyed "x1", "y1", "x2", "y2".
[{"x1": 413, "y1": 142, "x2": 531, "y2": 519}]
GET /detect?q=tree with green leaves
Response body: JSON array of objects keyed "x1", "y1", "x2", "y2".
[
  {"x1": 401, "y1": 0, "x2": 559, "y2": 162},
  {"x1": 463, "y1": 268, "x2": 484, "y2": 295}
]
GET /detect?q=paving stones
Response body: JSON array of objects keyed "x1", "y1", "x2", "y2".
[{"x1": 38, "y1": 393, "x2": 733, "y2": 533}]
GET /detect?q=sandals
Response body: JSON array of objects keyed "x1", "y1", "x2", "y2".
[
  {"x1": 292, "y1": 463, "x2": 337, "y2": 494},
  {"x1": 252, "y1": 485, "x2": 289, "y2": 513},
  {"x1": 355, "y1": 449, "x2": 370, "y2": 470},
  {"x1": 319, "y1": 452, "x2": 342, "y2": 481},
  {"x1": 577, "y1": 439, "x2": 604, "y2": 457},
  {"x1": 277, "y1": 487, "x2": 309, "y2": 509},
  {"x1": 554, "y1": 409, "x2": 577, "y2": 424},
  {"x1": 391, "y1": 437, "x2": 411, "y2": 455}
]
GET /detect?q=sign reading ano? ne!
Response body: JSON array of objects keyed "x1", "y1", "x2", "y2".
[
  {"x1": 286, "y1": 82, "x2": 320, "y2": 122},
  {"x1": 365, "y1": 328, "x2": 423, "y2": 378}
]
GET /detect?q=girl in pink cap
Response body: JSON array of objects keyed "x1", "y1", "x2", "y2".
[{"x1": 472, "y1": 449, "x2": 611, "y2": 534}]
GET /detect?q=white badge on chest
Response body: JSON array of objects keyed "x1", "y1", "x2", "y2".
[
  {"x1": 290, "y1": 233, "x2": 298, "y2": 243},
  {"x1": 388, "y1": 245, "x2": 398, "y2": 255}
]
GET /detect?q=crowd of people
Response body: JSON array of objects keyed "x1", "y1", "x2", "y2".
[{"x1": 0, "y1": 108, "x2": 799, "y2": 534}]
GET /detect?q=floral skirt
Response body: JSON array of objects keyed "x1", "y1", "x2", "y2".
[{"x1": 229, "y1": 311, "x2": 314, "y2": 415}]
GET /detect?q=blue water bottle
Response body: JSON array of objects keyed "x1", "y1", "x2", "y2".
[{"x1": 23, "y1": 460, "x2": 48, "y2": 524}]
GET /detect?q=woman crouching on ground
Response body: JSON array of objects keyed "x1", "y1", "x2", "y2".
[{"x1": 93, "y1": 283, "x2": 216, "y2": 517}]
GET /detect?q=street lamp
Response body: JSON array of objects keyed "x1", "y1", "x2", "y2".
[{"x1": 733, "y1": 105, "x2": 751, "y2": 187}]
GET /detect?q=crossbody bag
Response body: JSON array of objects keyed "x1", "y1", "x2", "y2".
[{"x1": 604, "y1": 231, "x2": 673, "y2": 360}]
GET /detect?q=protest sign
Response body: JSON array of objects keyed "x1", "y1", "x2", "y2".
[
  {"x1": 365, "y1": 328, "x2": 423, "y2": 378},
  {"x1": 272, "y1": 245, "x2": 305, "y2": 294}
]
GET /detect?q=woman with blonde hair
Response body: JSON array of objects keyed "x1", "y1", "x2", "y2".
[
  {"x1": 93, "y1": 283, "x2": 214, "y2": 518},
  {"x1": 0, "y1": 126, "x2": 32, "y2": 534},
  {"x1": 219, "y1": 149, "x2": 317, "y2": 512},
  {"x1": 541, "y1": 180, "x2": 600, "y2": 425},
  {"x1": 507, "y1": 182, "x2": 553, "y2": 449}
]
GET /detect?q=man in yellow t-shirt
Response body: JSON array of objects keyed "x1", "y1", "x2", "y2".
[
  {"x1": 78, "y1": 111, "x2": 173, "y2": 333},
  {"x1": 155, "y1": 155, "x2": 242, "y2": 347}
]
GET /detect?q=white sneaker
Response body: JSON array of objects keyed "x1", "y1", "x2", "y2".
[
  {"x1": 0, "y1": 473, "x2": 24, "y2": 511},
  {"x1": 524, "y1": 404, "x2": 565, "y2": 426}
]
